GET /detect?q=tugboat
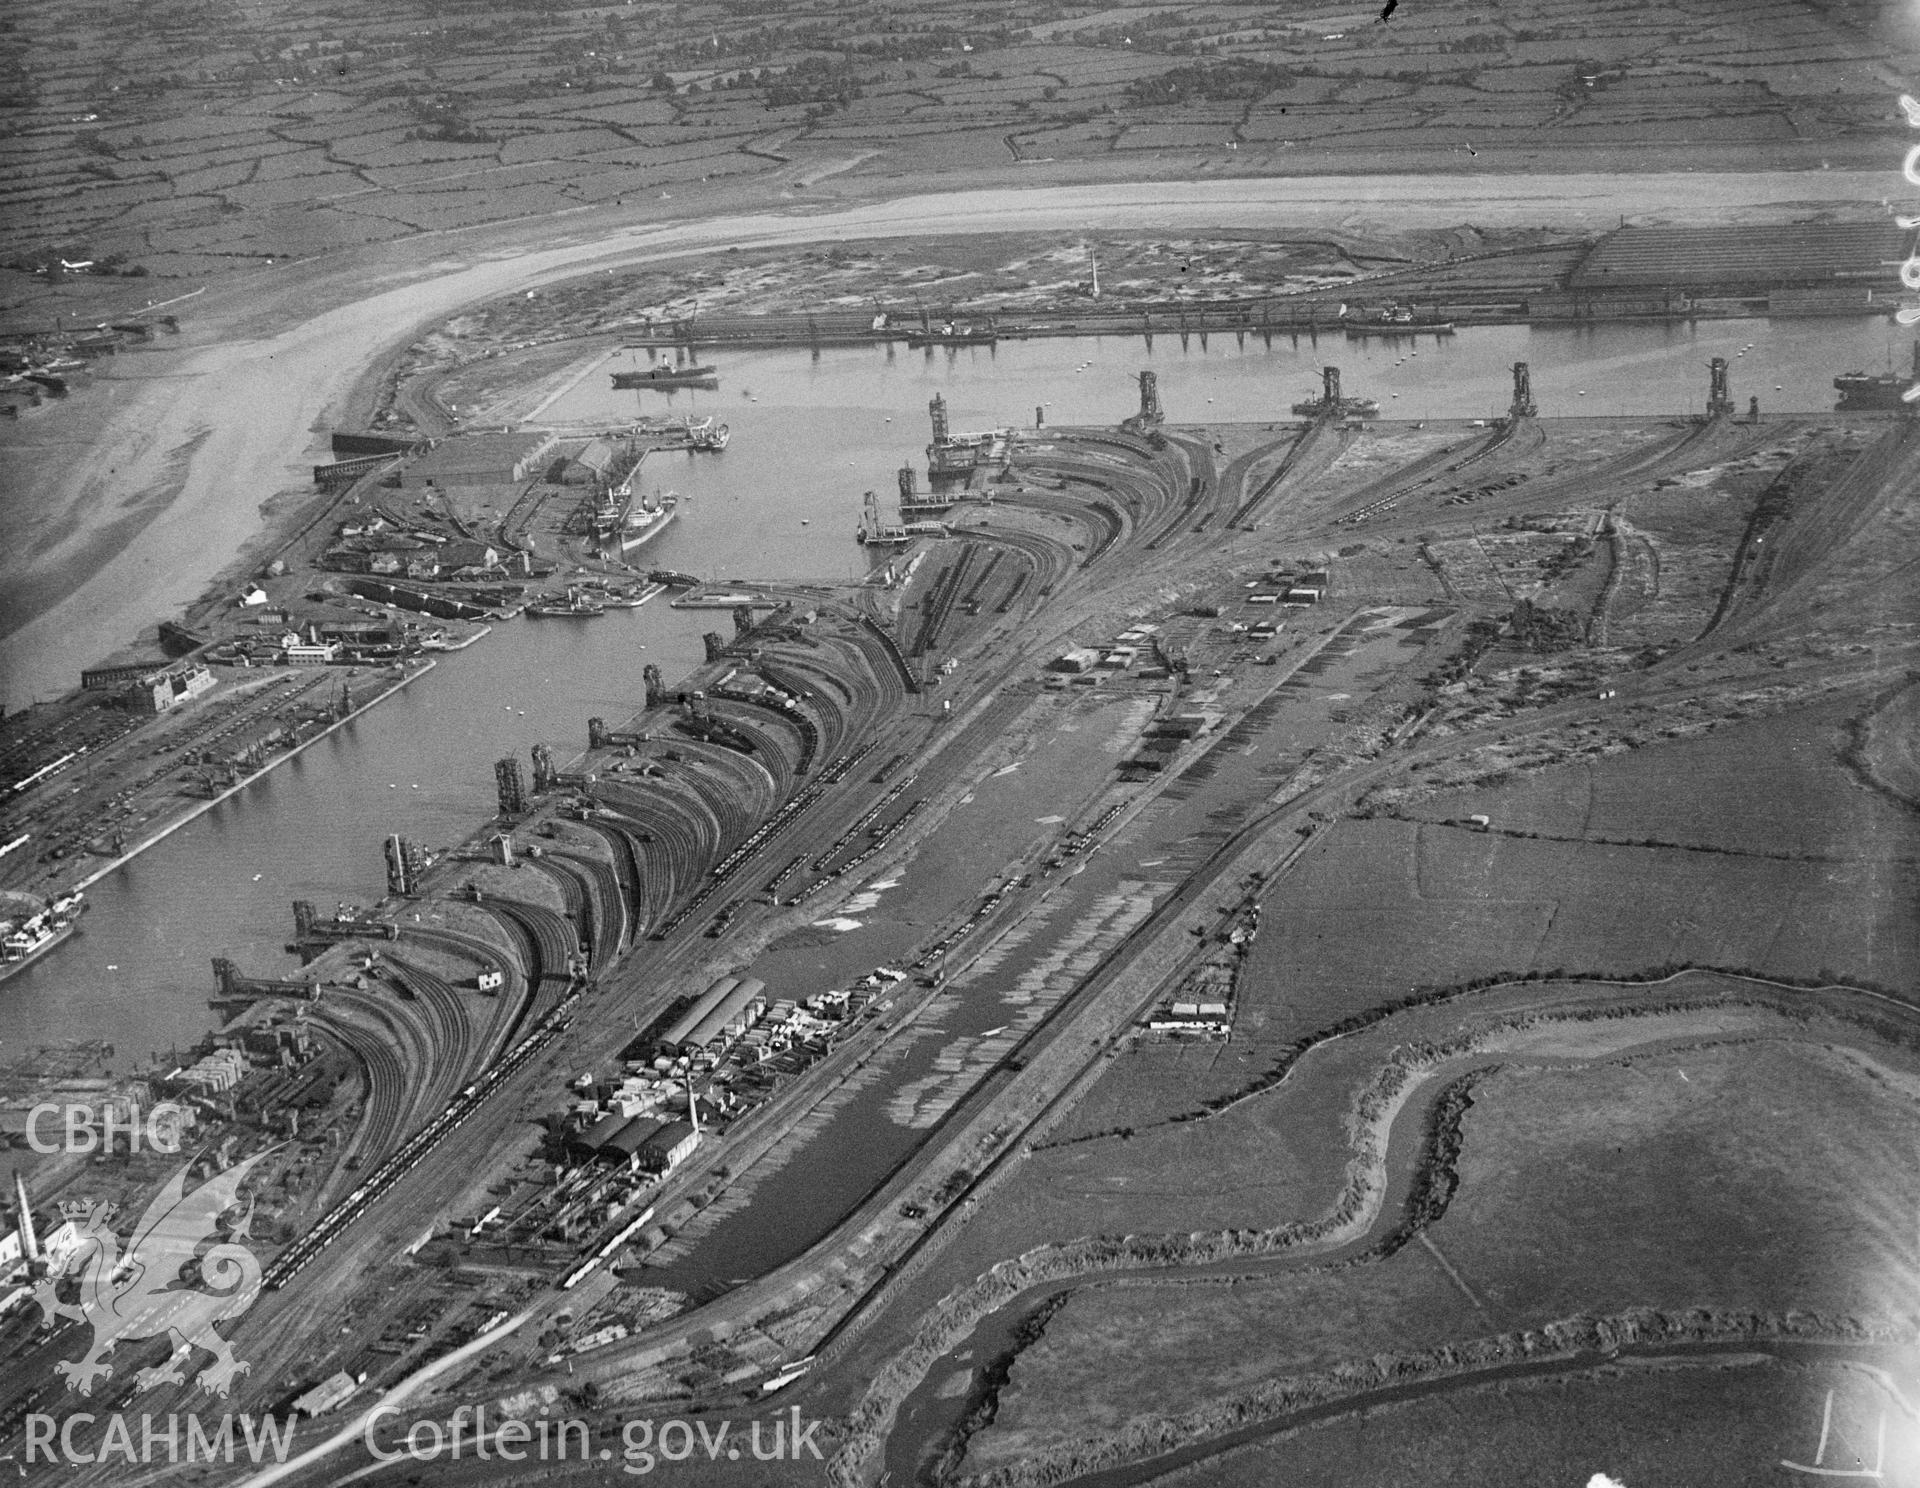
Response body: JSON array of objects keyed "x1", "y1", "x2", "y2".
[
  {"x1": 1834, "y1": 342, "x2": 1920, "y2": 411},
  {"x1": 525, "y1": 587, "x2": 608, "y2": 618},
  {"x1": 689, "y1": 419, "x2": 731, "y2": 451}
]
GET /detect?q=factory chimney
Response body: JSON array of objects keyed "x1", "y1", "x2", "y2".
[{"x1": 12, "y1": 1169, "x2": 39, "y2": 1264}]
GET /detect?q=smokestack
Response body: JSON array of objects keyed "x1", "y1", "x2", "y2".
[
  {"x1": 686, "y1": 1071, "x2": 700, "y2": 1133},
  {"x1": 13, "y1": 1169, "x2": 39, "y2": 1263}
]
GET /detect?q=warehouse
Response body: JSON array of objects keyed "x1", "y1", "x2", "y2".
[
  {"x1": 656, "y1": 976, "x2": 739, "y2": 1054},
  {"x1": 399, "y1": 431, "x2": 558, "y2": 490},
  {"x1": 672, "y1": 977, "x2": 769, "y2": 1055},
  {"x1": 598, "y1": 1116, "x2": 665, "y2": 1170},
  {"x1": 656, "y1": 976, "x2": 770, "y2": 1056},
  {"x1": 639, "y1": 1120, "x2": 700, "y2": 1174},
  {"x1": 568, "y1": 1110, "x2": 630, "y2": 1163}
]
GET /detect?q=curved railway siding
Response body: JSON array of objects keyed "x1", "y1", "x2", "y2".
[
  {"x1": 482, "y1": 896, "x2": 577, "y2": 1040},
  {"x1": 1227, "y1": 420, "x2": 1350, "y2": 529},
  {"x1": 377, "y1": 953, "x2": 476, "y2": 1101},
  {"x1": 1314, "y1": 423, "x2": 1506, "y2": 527},
  {"x1": 670, "y1": 736, "x2": 781, "y2": 843},
  {"x1": 306, "y1": 1014, "x2": 406, "y2": 1174},
  {"x1": 311, "y1": 987, "x2": 440, "y2": 1162},
  {"x1": 908, "y1": 542, "x2": 982, "y2": 658},
  {"x1": 397, "y1": 922, "x2": 534, "y2": 1071},
  {"x1": 961, "y1": 528, "x2": 1063, "y2": 619},
  {"x1": 719, "y1": 690, "x2": 820, "y2": 776},
  {"x1": 854, "y1": 612, "x2": 921, "y2": 695},
  {"x1": 707, "y1": 700, "x2": 807, "y2": 789},
  {"x1": 599, "y1": 803, "x2": 691, "y2": 933},
  {"x1": 548, "y1": 849, "x2": 628, "y2": 970},
  {"x1": 1704, "y1": 420, "x2": 1920, "y2": 651},
  {"x1": 996, "y1": 486, "x2": 1118, "y2": 567},
  {"x1": 530, "y1": 852, "x2": 587, "y2": 925},
  {"x1": 623, "y1": 764, "x2": 730, "y2": 875},
  {"x1": 580, "y1": 819, "x2": 650, "y2": 939}
]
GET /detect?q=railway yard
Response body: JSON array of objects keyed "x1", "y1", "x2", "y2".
[
  {"x1": 2, "y1": 0, "x2": 1916, "y2": 1469},
  {"x1": 2, "y1": 344, "x2": 1916, "y2": 1484}
]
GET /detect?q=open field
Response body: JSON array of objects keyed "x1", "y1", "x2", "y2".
[
  {"x1": 960, "y1": 1034, "x2": 1920, "y2": 1484},
  {"x1": 1401, "y1": 696, "x2": 1920, "y2": 860},
  {"x1": 1150, "y1": 1358, "x2": 1919, "y2": 1488},
  {"x1": 1, "y1": 0, "x2": 1914, "y2": 296},
  {"x1": 0, "y1": 2, "x2": 1917, "y2": 1453}
]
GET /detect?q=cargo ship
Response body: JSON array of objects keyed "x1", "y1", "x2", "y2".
[
  {"x1": 613, "y1": 358, "x2": 718, "y2": 390},
  {"x1": 906, "y1": 321, "x2": 998, "y2": 348},
  {"x1": 1290, "y1": 392, "x2": 1380, "y2": 418},
  {"x1": 1344, "y1": 305, "x2": 1454, "y2": 337},
  {"x1": 0, "y1": 890, "x2": 85, "y2": 983},
  {"x1": 1291, "y1": 365, "x2": 1380, "y2": 420},
  {"x1": 1834, "y1": 342, "x2": 1920, "y2": 411},
  {"x1": 593, "y1": 487, "x2": 680, "y2": 558},
  {"x1": 613, "y1": 491, "x2": 680, "y2": 555},
  {"x1": 525, "y1": 587, "x2": 608, "y2": 618}
]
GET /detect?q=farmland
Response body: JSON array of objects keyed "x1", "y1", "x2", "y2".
[
  {"x1": 0, "y1": 0, "x2": 1915, "y2": 1477},
  {"x1": 2, "y1": 0, "x2": 1915, "y2": 315},
  {"x1": 797, "y1": 398, "x2": 1920, "y2": 1488},
  {"x1": 953, "y1": 1033, "x2": 1920, "y2": 1486},
  {"x1": 1141, "y1": 1361, "x2": 1911, "y2": 1488}
]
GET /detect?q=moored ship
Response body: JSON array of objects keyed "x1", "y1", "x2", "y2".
[
  {"x1": 613, "y1": 491, "x2": 680, "y2": 554},
  {"x1": 525, "y1": 587, "x2": 608, "y2": 618},
  {"x1": 906, "y1": 320, "x2": 998, "y2": 348},
  {"x1": 0, "y1": 890, "x2": 85, "y2": 982},
  {"x1": 613, "y1": 358, "x2": 718, "y2": 390},
  {"x1": 1344, "y1": 304, "x2": 1455, "y2": 337},
  {"x1": 1834, "y1": 342, "x2": 1920, "y2": 411}
]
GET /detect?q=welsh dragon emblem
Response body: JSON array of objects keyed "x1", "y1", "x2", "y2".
[{"x1": 34, "y1": 1151, "x2": 270, "y2": 1397}]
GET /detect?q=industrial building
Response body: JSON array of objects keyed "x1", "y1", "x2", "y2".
[
  {"x1": 399, "y1": 431, "x2": 558, "y2": 490},
  {"x1": 656, "y1": 975, "x2": 769, "y2": 1056},
  {"x1": 1570, "y1": 223, "x2": 1907, "y2": 293},
  {"x1": 127, "y1": 664, "x2": 217, "y2": 714},
  {"x1": 639, "y1": 1119, "x2": 699, "y2": 1173}
]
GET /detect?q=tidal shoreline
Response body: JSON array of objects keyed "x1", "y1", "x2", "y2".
[{"x1": 0, "y1": 170, "x2": 1889, "y2": 709}]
